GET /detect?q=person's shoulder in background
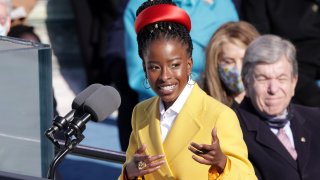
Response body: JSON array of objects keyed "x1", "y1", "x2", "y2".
[{"x1": 8, "y1": 24, "x2": 41, "y2": 42}]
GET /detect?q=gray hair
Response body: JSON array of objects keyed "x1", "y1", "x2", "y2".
[
  {"x1": 0, "y1": 0, "x2": 11, "y2": 16},
  {"x1": 242, "y1": 34, "x2": 298, "y2": 85}
]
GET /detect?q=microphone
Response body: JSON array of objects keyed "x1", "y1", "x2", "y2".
[
  {"x1": 45, "y1": 84, "x2": 103, "y2": 145},
  {"x1": 46, "y1": 85, "x2": 121, "y2": 180},
  {"x1": 64, "y1": 85, "x2": 121, "y2": 139}
]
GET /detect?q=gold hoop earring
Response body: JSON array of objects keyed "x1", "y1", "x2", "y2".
[
  {"x1": 187, "y1": 74, "x2": 195, "y2": 85},
  {"x1": 143, "y1": 78, "x2": 151, "y2": 89}
]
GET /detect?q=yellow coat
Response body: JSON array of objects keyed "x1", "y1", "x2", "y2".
[{"x1": 119, "y1": 84, "x2": 256, "y2": 180}]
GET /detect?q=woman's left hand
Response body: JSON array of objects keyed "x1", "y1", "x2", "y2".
[
  {"x1": 126, "y1": 144, "x2": 165, "y2": 179},
  {"x1": 188, "y1": 128, "x2": 227, "y2": 173}
]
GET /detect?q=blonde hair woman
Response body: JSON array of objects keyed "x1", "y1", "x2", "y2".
[{"x1": 203, "y1": 21, "x2": 259, "y2": 107}]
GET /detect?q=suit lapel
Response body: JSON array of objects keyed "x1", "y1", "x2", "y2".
[
  {"x1": 254, "y1": 122, "x2": 298, "y2": 169},
  {"x1": 239, "y1": 99, "x2": 297, "y2": 169},
  {"x1": 290, "y1": 109, "x2": 311, "y2": 172},
  {"x1": 163, "y1": 85, "x2": 202, "y2": 164},
  {"x1": 138, "y1": 97, "x2": 174, "y2": 177}
]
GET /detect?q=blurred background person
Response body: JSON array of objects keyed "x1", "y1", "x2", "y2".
[
  {"x1": 8, "y1": 24, "x2": 40, "y2": 41},
  {"x1": 241, "y1": 0, "x2": 320, "y2": 107},
  {"x1": 0, "y1": 0, "x2": 11, "y2": 36},
  {"x1": 202, "y1": 21, "x2": 259, "y2": 107},
  {"x1": 70, "y1": 0, "x2": 118, "y2": 85},
  {"x1": 10, "y1": 0, "x2": 37, "y2": 27},
  {"x1": 236, "y1": 34, "x2": 320, "y2": 180},
  {"x1": 70, "y1": 0, "x2": 139, "y2": 152},
  {"x1": 232, "y1": 0, "x2": 242, "y2": 16}
]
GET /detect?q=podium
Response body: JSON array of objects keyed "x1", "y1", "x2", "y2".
[
  {"x1": 0, "y1": 36, "x2": 54, "y2": 178},
  {"x1": 0, "y1": 170, "x2": 49, "y2": 180}
]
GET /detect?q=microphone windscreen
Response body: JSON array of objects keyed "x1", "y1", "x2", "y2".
[
  {"x1": 71, "y1": 83, "x2": 103, "y2": 109},
  {"x1": 83, "y1": 86, "x2": 121, "y2": 122}
]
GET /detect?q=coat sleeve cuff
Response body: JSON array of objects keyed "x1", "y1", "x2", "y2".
[{"x1": 208, "y1": 157, "x2": 231, "y2": 180}]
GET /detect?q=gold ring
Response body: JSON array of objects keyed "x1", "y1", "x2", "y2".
[{"x1": 137, "y1": 161, "x2": 147, "y2": 170}]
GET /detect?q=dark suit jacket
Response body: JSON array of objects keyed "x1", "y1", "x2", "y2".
[
  {"x1": 235, "y1": 98, "x2": 320, "y2": 180},
  {"x1": 69, "y1": 0, "x2": 127, "y2": 84}
]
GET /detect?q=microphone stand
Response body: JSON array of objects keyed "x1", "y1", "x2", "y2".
[
  {"x1": 47, "y1": 114, "x2": 90, "y2": 180},
  {"x1": 47, "y1": 138, "x2": 81, "y2": 179},
  {"x1": 45, "y1": 111, "x2": 76, "y2": 149}
]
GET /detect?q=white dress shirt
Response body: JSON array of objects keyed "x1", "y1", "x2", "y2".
[{"x1": 159, "y1": 81, "x2": 195, "y2": 141}]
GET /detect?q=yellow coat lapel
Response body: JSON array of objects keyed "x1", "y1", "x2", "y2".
[
  {"x1": 120, "y1": 84, "x2": 257, "y2": 179},
  {"x1": 163, "y1": 84, "x2": 203, "y2": 163},
  {"x1": 136, "y1": 84, "x2": 207, "y2": 178},
  {"x1": 137, "y1": 97, "x2": 174, "y2": 178}
]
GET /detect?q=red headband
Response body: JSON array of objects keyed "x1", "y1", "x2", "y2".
[{"x1": 134, "y1": 4, "x2": 191, "y2": 33}]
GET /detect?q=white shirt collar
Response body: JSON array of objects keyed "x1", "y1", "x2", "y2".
[
  {"x1": 159, "y1": 81, "x2": 195, "y2": 141},
  {"x1": 160, "y1": 80, "x2": 195, "y2": 115}
]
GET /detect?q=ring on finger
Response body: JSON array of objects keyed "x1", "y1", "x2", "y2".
[
  {"x1": 137, "y1": 161, "x2": 147, "y2": 170},
  {"x1": 196, "y1": 149, "x2": 209, "y2": 155}
]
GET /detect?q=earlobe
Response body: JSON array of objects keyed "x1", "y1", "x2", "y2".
[
  {"x1": 294, "y1": 75, "x2": 298, "y2": 86},
  {"x1": 292, "y1": 75, "x2": 298, "y2": 87},
  {"x1": 292, "y1": 75, "x2": 298, "y2": 96}
]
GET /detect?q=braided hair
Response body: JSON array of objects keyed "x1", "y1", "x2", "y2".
[{"x1": 136, "y1": 0, "x2": 193, "y2": 72}]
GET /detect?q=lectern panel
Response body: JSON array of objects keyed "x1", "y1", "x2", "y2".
[{"x1": 0, "y1": 36, "x2": 54, "y2": 178}]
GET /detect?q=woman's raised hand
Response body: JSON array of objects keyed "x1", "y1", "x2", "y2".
[
  {"x1": 126, "y1": 144, "x2": 166, "y2": 179},
  {"x1": 188, "y1": 128, "x2": 227, "y2": 173}
]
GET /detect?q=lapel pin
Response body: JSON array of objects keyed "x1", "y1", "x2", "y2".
[{"x1": 301, "y1": 137, "x2": 306, "y2": 142}]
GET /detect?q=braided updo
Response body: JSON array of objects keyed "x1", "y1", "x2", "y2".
[{"x1": 136, "y1": 0, "x2": 193, "y2": 70}]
